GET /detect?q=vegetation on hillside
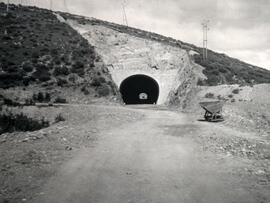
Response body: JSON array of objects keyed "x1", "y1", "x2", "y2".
[
  {"x1": 0, "y1": 3, "x2": 117, "y2": 97},
  {"x1": 193, "y1": 51, "x2": 270, "y2": 86},
  {"x1": 0, "y1": 111, "x2": 49, "y2": 134}
]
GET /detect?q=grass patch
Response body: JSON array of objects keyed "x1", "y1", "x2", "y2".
[
  {"x1": 205, "y1": 92, "x2": 214, "y2": 98},
  {"x1": 54, "y1": 113, "x2": 65, "y2": 123},
  {"x1": 54, "y1": 96, "x2": 67, "y2": 103},
  {"x1": 232, "y1": 88, "x2": 240, "y2": 94},
  {"x1": 0, "y1": 111, "x2": 49, "y2": 134}
]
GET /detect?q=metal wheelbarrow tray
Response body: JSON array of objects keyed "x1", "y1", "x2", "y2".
[{"x1": 199, "y1": 101, "x2": 224, "y2": 122}]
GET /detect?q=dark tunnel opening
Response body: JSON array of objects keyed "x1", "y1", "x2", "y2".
[{"x1": 120, "y1": 74, "x2": 159, "y2": 105}]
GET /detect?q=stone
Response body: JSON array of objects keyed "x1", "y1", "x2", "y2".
[
  {"x1": 62, "y1": 137, "x2": 67, "y2": 142},
  {"x1": 21, "y1": 137, "x2": 30, "y2": 142},
  {"x1": 0, "y1": 139, "x2": 7, "y2": 143},
  {"x1": 256, "y1": 170, "x2": 265, "y2": 175},
  {"x1": 65, "y1": 146, "x2": 72, "y2": 151}
]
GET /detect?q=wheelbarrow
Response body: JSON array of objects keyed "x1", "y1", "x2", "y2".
[{"x1": 199, "y1": 101, "x2": 224, "y2": 122}]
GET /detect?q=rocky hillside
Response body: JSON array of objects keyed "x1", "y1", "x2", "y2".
[
  {"x1": 60, "y1": 12, "x2": 270, "y2": 86},
  {"x1": 0, "y1": 3, "x2": 118, "y2": 98}
]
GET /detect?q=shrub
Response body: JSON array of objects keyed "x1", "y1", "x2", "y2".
[
  {"x1": 6, "y1": 65, "x2": 17, "y2": 73},
  {"x1": 70, "y1": 66, "x2": 84, "y2": 76},
  {"x1": 3, "y1": 98, "x2": 21, "y2": 107},
  {"x1": 219, "y1": 68, "x2": 227, "y2": 73},
  {"x1": 0, "y1": 73, "x2": 23, "y2": 88},
  {"x1": 232, "y1": 88, "x2": 240, "y2": 94},
  {"x1": 53, "y1": 66, "x2": 69, "y2": 76},
  {"x1": 197, "y1": 79, "x2": 205, "y2": 86},
  {"x1": 22, "y1": 62, "x2": 34, "y2": 72},
  {"x1": 31, "y1": 52, "x2": 39, "y2": 59},
  {"x1": 228, "y1": 94, "x2": 234, "y2": 98},
  {"x1": 217, "y1": 95, "x2": 226, "y2": 101},
  {"x1": 55, "y1": 60, "x2": 61, "y2": 65},
  {"x1": 72, "y1": 61, "x2": 84, "y2": 69},
  {"x1": 0, "y1": 112, "x2": 49, "y2": 134},
  {"x1": 205, "y1": 92, "x2": 214, "y2": 98},
  {"x1": 51, "y1": 48, "x2": 58, "y2": 55},
  {"x1": 44, "y1": 92, "x2": 51, "y2": 102},
  {"x1": 97, "y1": 85, "x2": 111, "y2": 97},
  {"x1": 54, "y1": 113, "x2": 65, "y2": 123},
  {"x1": 91, "y1": 78, "x2": 101, "y2": 87},
  {"x1": 24, "y1": 98, "x2": 35, "y2": 106},
  {"x1": 32, "y1": 92, "x2": 50, "y2": 103},
  {"x1": 81, "y1": 86, "x2": 90, "y2": 95},
  {"x1": 211, "y1": 70, "x2": 219, "y2": 76},
  {"x1": 37, "y1": 92, "x2": 44, "y2": 102},
  {"x1": 57, "y1": 78, "x2": 68, "y2": 86},
  {"x1": 23, "y1": 76, "x2": 35, "y2": 86},
  {"x1": 32, "y1": 70, "x2": 51, "y2": 82},
  {"x1": 91, "y1": 77, "x2": 106, "y2": 87},
  {"x1": 39, "y1": 74, "x2": 51, "y2": 82},
  {"x1": 54, "y1": 97, "x2": 67, "y2": 103}
]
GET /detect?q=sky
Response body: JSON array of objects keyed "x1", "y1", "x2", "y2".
[{"x1": 4, "y1": 0, "x2": 270, "y2": 70}]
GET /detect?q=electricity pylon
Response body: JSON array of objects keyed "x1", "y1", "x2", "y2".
[
  {"x1": 63, "y1": 0, "x2": 68, "y2": 12},
  {"x1": 202, "y1": 20, "x2": 210, "y2": 60},
  {"x1": 6, "y1": 0, "x2": 9, "y2": 12},
  {"x1": 49, "y1": 0, "x2": 52, "y2": 10},
  {"x1": 49, "y1": 0, "x2": 68, "y2": 12},
  {"x1": 121, "y1": 0, "x2": 128, "y2": 26}
]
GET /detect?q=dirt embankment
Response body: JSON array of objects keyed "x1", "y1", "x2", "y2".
[{"x1": 188, "y1": 84, "x2": 270, "y2": 135}]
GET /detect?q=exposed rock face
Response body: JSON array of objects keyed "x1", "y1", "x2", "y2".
[{"x1": 65, "y1": 18, "x2": 204, "y2": 105}]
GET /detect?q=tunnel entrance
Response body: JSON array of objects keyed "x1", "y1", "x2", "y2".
[{"x1": 120, "y1": 74, "x2": 159, "y2": 105}]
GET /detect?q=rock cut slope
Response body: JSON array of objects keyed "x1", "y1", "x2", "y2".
[
  {"x1": 60, "y1": 12, "x2": 270, "y2": 86},
  {"x1": 63, "y1": 17, "x2": 204, "y2": 105}
]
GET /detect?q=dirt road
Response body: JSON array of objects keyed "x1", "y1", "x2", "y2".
[{"x1": 32, "y1": 105, "x2": 269, "y2": 203}]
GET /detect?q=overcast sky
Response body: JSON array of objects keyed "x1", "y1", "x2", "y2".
[{"x1": 5, "y1": 0, "x2": 270, "y2": 70}]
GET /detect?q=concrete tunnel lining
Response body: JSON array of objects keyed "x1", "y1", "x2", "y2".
[{"x1": 120, "y1": 74, "x2": 159, "y2": 104}]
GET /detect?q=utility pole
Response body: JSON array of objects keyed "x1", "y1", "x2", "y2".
[
  {"x1": 63, "y1": 0, "x2": 68, "y2": 12},
  {"x1": 202, "y1": 20, "x2": 210, "y2": 60},
  {"x1": 49, "y1": 0, "x2": 52, "y2": 10},
  {"x1": 6, "y1": 0, "x2": 9, "y2": 12},
  {"x1": 121, "y1": 0, "x2": 128, "y2": 26}
]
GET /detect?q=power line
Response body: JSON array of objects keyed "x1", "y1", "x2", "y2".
[{"x1": 202, "y1": 20, "x2": 210, "y2": 60}]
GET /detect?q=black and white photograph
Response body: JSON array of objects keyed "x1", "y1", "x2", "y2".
[{"x1": 0, "y1": 0, "x2": 270, "y2": 202}]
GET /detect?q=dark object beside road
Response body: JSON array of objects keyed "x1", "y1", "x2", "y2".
[{"x1": 199, "y1": 101, "x2": 224, "y2": 122}]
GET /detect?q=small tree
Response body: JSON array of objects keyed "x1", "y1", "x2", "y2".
[{"x1": 37, "y1": 92, "x2": 44, "y2": 102}]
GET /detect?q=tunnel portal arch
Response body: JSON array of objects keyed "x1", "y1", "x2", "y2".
[{"x1": 120, "y1": 74, "x2": 159, "y2": 105}]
